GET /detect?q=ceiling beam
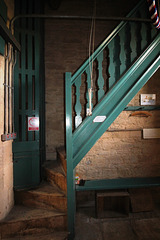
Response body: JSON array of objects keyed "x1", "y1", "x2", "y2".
[{"x1": 0, "y1": 16, "x2": 20, "y2": 51}]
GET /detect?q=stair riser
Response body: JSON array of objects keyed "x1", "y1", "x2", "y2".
[
  {"x1": 57, "y1": 151, "x2": 67, "y2": 175},
  {"x1": 15, "y1": 192, "x2": 67, "y2": 211},
  {"x1": 45, "y1": 168, "x2": 67, "y2": 193},
  {"x1": 0, "y1": 215, "x2": 67, "y2": 238},
  {"x1": 2, "y1": 231, "x2": 69, "y2": 240}
]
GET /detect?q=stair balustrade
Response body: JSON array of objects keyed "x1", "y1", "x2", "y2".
[
  {"x1": 69, "y1": 1, "x2": 157, "y2": 132},
  {"x1": 66, "y1": 0, "x2": 158, "y2": 166}
]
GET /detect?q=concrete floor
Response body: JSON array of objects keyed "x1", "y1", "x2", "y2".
[
  {"x1": 75, "y1": 209, "x2": 160, "y2": 240},
  {"x1": 4, "y1": 210, "x2": 160, "y2": 240},
  {"x1": 75, "y1": 210, "x2": 160, "y2": 240},
  {"x1": 3, "y1": 188, "x2": 160, "y2": 240},
  {"x1": 75, "y1": 189, "x2": 160, "y2": 240}
]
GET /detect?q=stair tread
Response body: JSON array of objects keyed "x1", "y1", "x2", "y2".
[
  {"x1": 30, "y1": 181, "x2": 66, "y2": 196},
  {"x1": 0, "y1": 205, "x2": 66, "y2": 224},
  {"x1": 44, "y1": 160, "x2": 65, "y2": 176},
  {"x1": 16, "y1": 181, "x2": 66, "y2": 197},
  {"x1": 4, "y1": 231, "x2": 68, "y2": 240}
]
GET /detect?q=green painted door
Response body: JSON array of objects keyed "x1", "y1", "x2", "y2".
[{"x1": 13, "y1": 0, "x2": 45, "y2": 189}]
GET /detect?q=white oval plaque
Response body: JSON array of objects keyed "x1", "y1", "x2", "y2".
[{"x1": 93, "y1": 116, "x2": 106, "y2": 123}]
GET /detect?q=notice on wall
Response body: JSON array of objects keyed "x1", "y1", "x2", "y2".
[
  {"x1": 28, "y1": 117, "x2": 39, "y2": 131},
  {"x1": 140, "y1": 94, "x2": 156, "y2": 105},
  {"x1": 143, "y1": 128, "x2": 160, "y2": 139}
]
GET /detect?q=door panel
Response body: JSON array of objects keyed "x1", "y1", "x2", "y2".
[
  {"x1": 13, "y1": 0, "x2": 45, "y2": 189},
  {"x1": 13, "y1": 151, "x2": 40, "y2": 189}
]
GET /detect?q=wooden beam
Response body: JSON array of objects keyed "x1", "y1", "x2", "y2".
[
  {"x1": 76, "y1": 177, "x2": 160, "y2": 191},
  {"x1": 0, "y1": 16, "x2": 20, "y2": 51}
]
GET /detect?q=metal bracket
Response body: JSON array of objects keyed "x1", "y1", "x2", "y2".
[{"x1": 1, "y1": 132, "x2": 17, "y2": 141}]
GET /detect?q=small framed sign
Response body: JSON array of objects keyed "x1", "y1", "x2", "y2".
[
  {"x1": 140, "y1": 94, "x2": 156, "y2": 106},
  {"x1": 28, "y1": 117, "x2": 39, "y2": 131}
]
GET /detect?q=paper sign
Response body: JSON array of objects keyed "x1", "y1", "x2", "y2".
[
  {"x1": 93, "y1": 116, "x2": 106, "y2": 123},
  {"x1": 28, "y1": 117, "x2": 39, "y2": 131},
  {"x1": 140, "y1": 94, "x2": 156, "y2": 105}
]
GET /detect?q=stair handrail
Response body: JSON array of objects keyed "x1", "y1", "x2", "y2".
[
  {"x1": 72, "y1": 33, "x2": 160, "y2": 137},
  {"x1": 71, "y1": 0, "x2": 145, "y2": 85}
]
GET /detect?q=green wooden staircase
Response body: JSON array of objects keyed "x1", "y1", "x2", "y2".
[
  {"x1": 65, "y1": 0, "x2": 160, "y2": 239},
  {"x1": 71, "y1": 35, "x2": 160, "y2": 168}
]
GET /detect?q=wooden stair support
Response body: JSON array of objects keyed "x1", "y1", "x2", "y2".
[
  {"x1": 129, "y1": 188, "x2": 153, "y2": 212},
  {"x1": 96, "y1": 190, "x2": 130, "y2": 218}
]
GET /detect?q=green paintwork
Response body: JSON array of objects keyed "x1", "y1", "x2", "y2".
[
  {"x1": 71, "y1": 0, "x2": 147, "y2": 85},
  {"x1": 75, "y1": 76, "x2": 82, "y2": 128},
  {"x1": 65, "y1": 1, "x2": 160, "y2": 238},
  {"x1": 86, "y1": 67, "x2": 93, "y2": 111},
  {"x1": 124, "y1": 106, "x2": 160, "y2": 111},
  {"x1": 0, "y1": 36, "x2": 5, "y2": 55},
  {"x1": 13, "y1": 0, "x2": 45, "y2": 189},
  {"x1": 73, "y1": 36, "x2": 160, "y2": 167},
  {"x1": 71, "y1": 0, "x2": 157, "y2": 136},
  {"x1": 13, "y1": 152, "x2": 40, "y2": 188},
  {"x1": 97, "y1": 51, "x2": 104, "y2": 101},
  {"x1": 0, "y1": 16, "x2": 20, "y2": 51},
  {"x1": 13, "y1": 141, "x2": 39, "y2": 152},
  {"x1": 119, "y1": 27, "x2": 126, "y2": 75},
  {"x1": 65, "y1": 72, "x2": 76, "y2": 240},
  {"x1": 76, "y1": 177, "x2": 160, "y2": 191}
]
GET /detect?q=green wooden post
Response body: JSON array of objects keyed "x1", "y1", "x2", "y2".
[
  {"x1": 75, "y1": 76, "x2": 82, "y2": 128},
  {"x1": 108, "y1": 40, "x2": 115, "y2": 89},
  {"x1": 65, "y1": 72, "x2": 75, "y2": 240},
  {"x1": 86, "y1": 67, "x2": 93, "y2": 115},
  {"x1": 97, "y1": 51, "x2": 104, "y2": 101},
  {"x1": 119, "y1": 28, "x2": 126, "y2": 76}
]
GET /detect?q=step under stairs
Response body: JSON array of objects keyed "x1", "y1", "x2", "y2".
[{"x1": 0, "y1": 148, "x2": 68, "y2": 240}]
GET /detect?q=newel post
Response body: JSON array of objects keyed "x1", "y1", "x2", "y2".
[{"x1": 65, "y1": 72, "x2": 76, "y2": 240}]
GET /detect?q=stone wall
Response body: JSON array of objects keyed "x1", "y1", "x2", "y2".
[
  {"x1": 0, "y1": 55, "x2": 14, "y2": 220},
  {"x1": 0, "y1": 0, "x2": 14, "y2": 220},
  {"x1": 76, "y1": 69, "x2": 160, "y2": 179}
]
